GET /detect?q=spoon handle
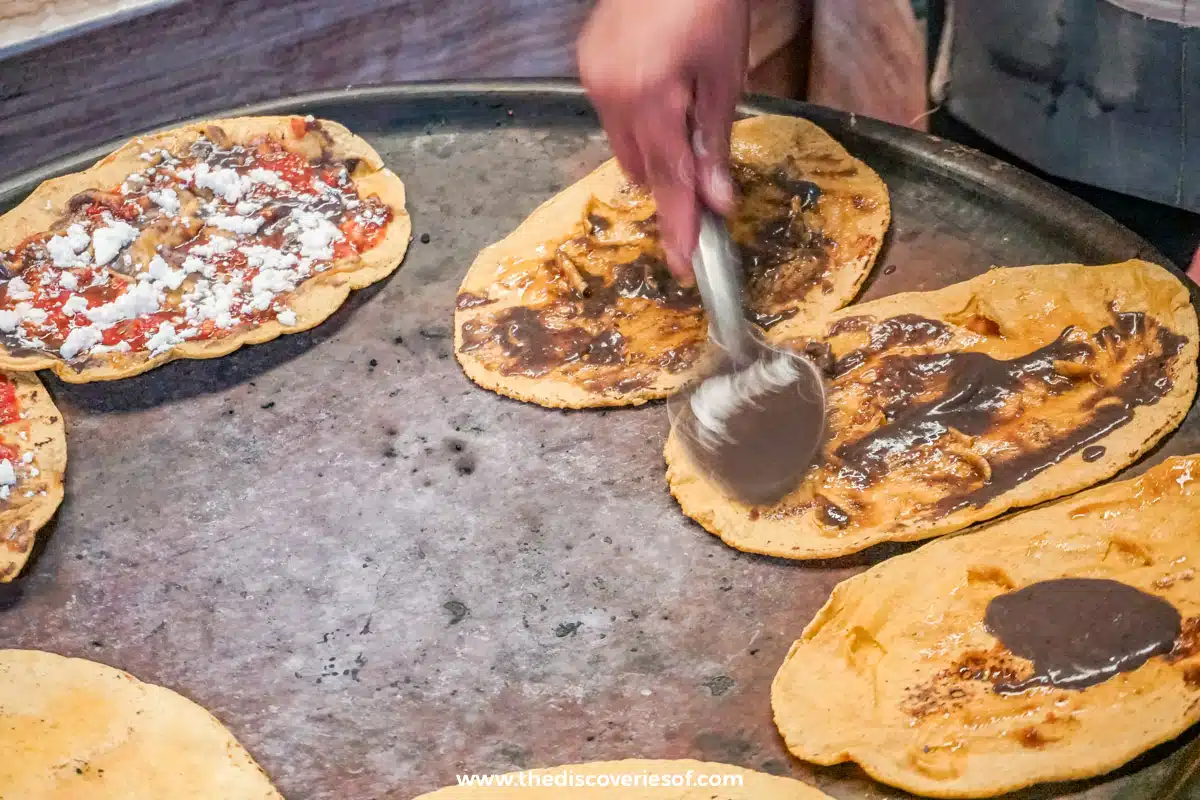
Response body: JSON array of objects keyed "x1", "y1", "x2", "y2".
[{"x1": 692, "y1": 209, "x2": 755, "y2": 365}]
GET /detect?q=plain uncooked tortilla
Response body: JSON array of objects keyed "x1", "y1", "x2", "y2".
[
  {"x1": 0, "y1": 649, "x2": 282, "y2": 798},
  {"x1": 0, "y1": 115, "x2": 411, "y2": 383}
]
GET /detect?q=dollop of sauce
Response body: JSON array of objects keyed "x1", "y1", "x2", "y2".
[{"x1": 984, "y1": 578, "x2": 1181, "y2": 692}]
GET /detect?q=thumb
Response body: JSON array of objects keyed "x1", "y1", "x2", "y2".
[{"x1": 1189, "y1": 246, "x2": 1200, "y2": 285}]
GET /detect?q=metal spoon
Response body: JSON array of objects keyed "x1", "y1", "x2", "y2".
[{"x1": 670, "y1": 209, "x2": 827, "y2": 506}]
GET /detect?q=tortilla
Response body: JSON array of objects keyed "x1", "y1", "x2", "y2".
[
  {"x1": 414, "y1": 759, "x2": 834, "y2": 798},
  {"x1": 0, "y1": 115, "x2": 411, "y2": 383},
  {"x1": 666, "y1": 261, "x2": 1198, "y2": 558},
  {"x1": 0, "y1": 371, "x2": 66, "y2": 581},
  {"x1": 455, "y1": 114, "x2": 889, "y2": 409},
  {"x1": 0, "y1": 649, "x2": 282, "y2": 798},
  {"x1": 772, "y1": 454, "x2": 1200, "y2": 798}
]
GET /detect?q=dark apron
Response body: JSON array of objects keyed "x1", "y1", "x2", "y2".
[{"x1": 927, "y1": 0, "x2": 1200, "y2": 214}]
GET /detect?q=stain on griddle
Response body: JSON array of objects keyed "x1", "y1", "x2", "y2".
[
  {"x1": 701, "y1": 675, "x2": 736, "y2": 697},
  {"x1": 692, "y1": 731, "x2": 756, "y2": 763},
  {"x1": 0, "y1": 581, "x2": 23, "y2": 611},
  {"x1": 443, "y1": 600, "x2": 469, "y2": 625},
  {"x1": 419, "y1": 326, "x2": 450, "y2": 340},
  {"x1": 260, "y1": 401, "x2": 275, "y2": 409},
  {"x1": 883, "y1": 264, "x2": 897, "y2": 275},
  {"x1": 420, "y1": 233, "x2": 431, "y2": 244},
  {"x1": 554, "y1": 621, "x2": 583, "y2": 638},
  {"x1": 496, "y1": 743, "x2": 531, "y2": 770}
]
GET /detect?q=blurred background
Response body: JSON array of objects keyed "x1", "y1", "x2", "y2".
[
  {"x1": 4, "y1": 0, "x2": 1198, "y2": 265},
  {"x1": 0, "y1": 0, "x2": 926, "y2": 182}
]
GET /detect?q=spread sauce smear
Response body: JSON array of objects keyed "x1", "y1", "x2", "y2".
[
  {"x1": 0, "y1": 119, "x2": 394, "y2": 367},
  {"x1": 767, "y1": 309, "x2": 1187, "y2": 534},
  {"x1": 456, "y1": 166, "x2": 853, "y2": 396}
]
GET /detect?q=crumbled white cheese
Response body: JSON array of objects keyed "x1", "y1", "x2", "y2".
[
  {"x1": 14, "y1": 303, "x2": 47, "y2": 326},
  {"x1": 60, "y1": 326, "x2": 102, "y2": 359},
  {"x1": 194, "y1": 163, "x2": 250, "y2": 204},
  {"x1": 28, "y1": 467, "x2": 38, "y2": 478},
  {"x1": 84, "y1": 281, "x2": 162, "y2": 329},
  {"x1": 289, "y1": 210, "x2": 343, "y2": 260},
  {"x1": 145, "y1": 255, "x2": 187, "y2": 290},
  {"x1": 0, "y1": 311, "x2": 17, "y2": 333},
  {"x1": 66, "y1": 224, "x2": 90, "y2": 253},
  {"x1": 248, "y1": 168, "x2": 288, "y2": 189},
  {"x1": 276, "y1": 309, "x2": 297, "y2": 326},
  {"x1": 120, "y1": 173, "x2": 148, "y2": 194},
  {"x1": 58, "y1": 272, "x2": 79, "y2": 291},
  {"x1": 6, "y1": 277, "x2": 33, "y2": 301},
  {"x1": 61, "y1": 295, "x2": 89, "y2": 316},
  {"x1": 241, "y1": 245, "x2": 297, "y2": 271},
  {"x1": 176, "y1": 168, "x2": 194, "y2": 183},
  {"x1": 46, "y1": 235, "x2": 83, "y2": 268},
  {"x1": 0, "y1": 460, "x2": 15, "y2": 486},
  {"x1": 148, "y1": 188, "x2": 181, "y2": 216},
  {"x1": 248, "y1": 269, "x2": 298, "y2": 311},
  {"x1": 234, "y1": 200, "x2": 260, "y2": 216},
  {"x1": 181, "y1": 255, "x2": 209, "y2": 277},
  {"x1": 0, "y1": 486, "x2": 9, "y2": 501},
  {"x1": 91, "y1": 220, "x2": 139, "y2": 266},
  {"x1": 189, "y1": 237, "x2": 236, "y2": 258},
  {"x1": 145, "y1": 322, "x2": 182, "y2": 355},
  {"x1": 20, "y1": 452, "x2": 32, "y2": 464},
  {"x1": 91, "y1": 341, "x2": 132, "y2": 355},
  {"x1": 209, "y1": 214, "x2": 264, "y2": 235},
  {"x1": 182, "y1": 279, "x2": 237, "y2": 328}
]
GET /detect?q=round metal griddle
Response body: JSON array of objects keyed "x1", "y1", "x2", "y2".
[{"x1": 0, "y1": 82, "x2": 1195, "y2": 800}]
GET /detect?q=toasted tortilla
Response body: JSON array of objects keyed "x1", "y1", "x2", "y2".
[
  {"x1": 415, "y1": 759, "x2": 834, "y2": 798},
  {"x1": 0, "y1": 115, "x2": 411, "y2": 383},
  {"x1": 0, "y1": 372, "x2": 66, "y2": 581},
  {"x1": 0, "y1": 649, "x2": 282, "y2": 798},
  {"x1": 772, "y1": 454, "x2": 1200, "y2": 798},
  {"x1": 666, "y1": 261, "x2": 1198, "y2": 558},
  {"x1": 455, "y1": 114, "x2": 889, "y2": 409}
]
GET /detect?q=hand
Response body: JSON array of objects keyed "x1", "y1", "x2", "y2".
[
  {"x1": 579, "y1": 0, "x2": 750, "y2": 282},
  {"x1": 1189, "y1": 246, "x2": 1200, "y2": 284}
]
